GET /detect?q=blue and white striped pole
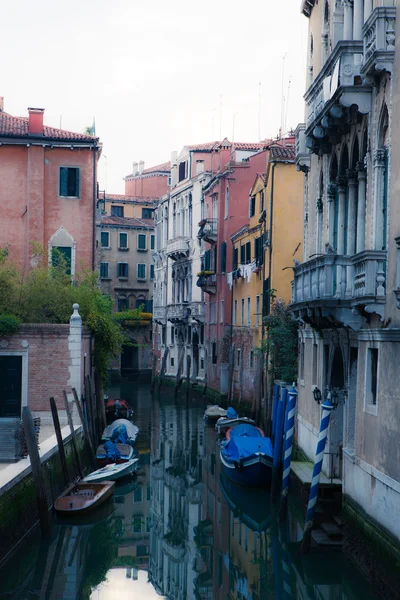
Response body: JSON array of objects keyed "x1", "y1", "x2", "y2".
[
  {"x1": 272, "y1": 384, "x2": 280, "y2": 443},
  {"x1": 279, "y1": 384, "x2": 297, "y2": 520},
  {"x1": 271, "y1": 387, "x2": 288, "y2": 502},
  {"x1": 301, "y1": 394, "x2": 334, "y2": 552}
]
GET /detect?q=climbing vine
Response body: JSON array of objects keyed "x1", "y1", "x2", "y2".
[{"x1": 263, "y1": 299, "x2": 299, "y2": 384}]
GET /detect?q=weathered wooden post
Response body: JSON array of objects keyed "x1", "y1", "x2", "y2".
[
  {"x1": 301, "y1": 395, "x2": 334, "y2": 553},
  {"x1": 22, "y1": 406, "x2": 51, "y2": 538},
  {"x1": 72, "y1": 387, "x2": 96, "y2": 469},
  {"x1": 50, "y1": 397, "x2": 69, "y2": 488},
  {"x1": 63, "y1": 390, "x2": 83, "y2": 479},
  {"x1": 271, "y1": 387, "x2": 288, "y2": 502}
]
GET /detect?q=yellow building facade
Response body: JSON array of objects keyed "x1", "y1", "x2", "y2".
[{"x1": 231, "y1": 143, "x2": 303, "y2": 401}]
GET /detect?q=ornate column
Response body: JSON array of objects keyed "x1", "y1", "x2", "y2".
[
  {"x1": 336, "y1": 178, "x2": 347, "y2": 255},
  {"x1": 327, "y1": 184, "x2": 336, "y2": 250},
  {"x1": 356, "y1": 164, "x2": 366, "y2": 253},
  {"x1": 343, "y1": 0, "x2": 354, "y2": 41},
  {"x1": 316, "y1": 197, "x2": 323, "y2": 255},
  {"x1": 347, "y1": 171, "x2": 358, "y2": 256},
  {"x1": 373, "y1": 149, "x2": 386, "y2": 251},
  {"x1": 353, "y1": 0, "x2": 363, "y2": 40},
  {"x1": 364, "y1": 0, "x2": 372, "y2": 23}
]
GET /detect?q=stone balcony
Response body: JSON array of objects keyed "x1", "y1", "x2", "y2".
[
  {"x1": 166, "y1": 236, "x2": 190, "y2": 260},
  {"x1": 196, "y1": 273, "x2": 217, "y2": 295},
  {"x1": 153, "y1": 306, "x2": 167, "y2": 324},
  {"x1": 305, "y1": 41, "x2": 372, "y2": 154},
  {"x1": 198, "y1": 218, "x2": 218, "y2": 244},
  {"x1": 166, "y1": 301, "x2": 205, "y2": 324},
  {"x1": 291, "y1": 250, "x2": 387, "y2": 328},
  {"x1": 362, "y1": 7, "x2": 396, "y2": 79}
]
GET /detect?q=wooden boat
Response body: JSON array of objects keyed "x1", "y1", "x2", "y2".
[
  {"x1": 219, "y1": 423, "x2": 273, "y2": 488},
  {"x1": 204, "y1": 405, "x2": 227, "y2": 421},
  {"x1": 96, "y1": 443, "x2": 135, "y2": 467},
  {"x1": 216, "y1": 415, "x2": 256, "y2": 435},
  {"x1": 55, "y1": 481, "x2": 115, "y2": 515},
  {"x1": 83, "y1": 458, "x2": 139, "y2": 483},
  {"x1": 105, "y1": 398, "x2": 133, "y2": 422},
  {"x1": 101, "y1": 419, "x2": 139, "y2": 446}
]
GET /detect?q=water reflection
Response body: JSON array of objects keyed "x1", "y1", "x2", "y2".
[{"x1": 0, "y1": 383, "x2": 378, "y2": 599}]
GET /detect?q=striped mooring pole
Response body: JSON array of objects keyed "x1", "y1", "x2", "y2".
[
  {"x1": 301, "y1": 394, "x2": 334, "y2": 553},
  {"x1": 279, "y1": 384, "x2": 298, "y2": 521},
  {"x1": 271, "y1": 387, "x2": 288, "y2": 502}
]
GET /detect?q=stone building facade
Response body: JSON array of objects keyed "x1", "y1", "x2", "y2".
[{"x1": 292, "y1": 0, "x2": 399, "y2": 547}]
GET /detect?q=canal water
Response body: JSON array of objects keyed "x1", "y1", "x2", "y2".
[{"x1": 0, "y1": 380, "x2": 380, "y2": 599}]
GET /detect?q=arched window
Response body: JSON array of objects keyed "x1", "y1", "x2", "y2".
[
  {"x1": 118, "y1": 295, "x2": 128, "y2": 312},
  {"x1": 136, "y1": 295, "x2": 146, "y2": 310}
]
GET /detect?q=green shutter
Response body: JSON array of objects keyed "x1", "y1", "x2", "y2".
[{"x1": 59, "y1": 168, "x2": 68, "y2": 196}]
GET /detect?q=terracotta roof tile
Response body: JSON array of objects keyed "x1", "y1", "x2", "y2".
[
  {"x1": 186, "y1": 141, "x2": 221, "y2": 151},
  {"x1": 100, "y1": 216, "x2": 154, "y2": 229},
  {"x1": 125, "y1": 161, "x2": 171, "y2": 178},
  {"x1": 0, "y1": 112, "x2": 98, "y2": 142},
  {"x1": 99, "y1": 192, "x2": 157, "y2": 203},
  {"x1": 270, "y1": 145, "x2": 296, "y2": 162}
]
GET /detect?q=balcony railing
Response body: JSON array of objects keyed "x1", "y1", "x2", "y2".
[
  {"x1": 153, "y1": 306, "x2": 167, "y2": 323},
  {"x1": 166, "y1": 236, "x2": 190, "y2": 260},
  {"x1": 197, "y1": 274, "x2": 217, "y2": 295},
  {"x1": 291, "y1": 250, "x2": 387, "y2": 325},
  {"x1": 167, "y1": 303, "x2": 191, "y2": 323},
  {"x1": 362, "y1": 7, "x2": 396, "y2": 78},
  {"x1": 198, "y1": 218, "x2": 218, "y2": 244}
]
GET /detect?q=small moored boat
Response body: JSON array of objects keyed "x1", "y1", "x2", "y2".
[
  {"x1": 105, "y1": 399, "x2": 133, "y2": 422},
  {"x1": 101, "y1": 419, "x2": 139, "y2": 446},
  {"x1": 216, "y1": 407, "x2": 255, "y2": 435},
  {"x1": 55, "y1": 481, "x2": 115, "y2": 515},
  {"x1": 204, "y1": 405, "x2": 227, "y2": 421},
  {"x1": 220, "y1": 423, "x2": 273, "y2": 488},
  {"x1": 83, "y1": 458, "x2": 139, "y2": 483},
  {"x1": 96, "y1": 442, "x2": 135, "y2": 467}
]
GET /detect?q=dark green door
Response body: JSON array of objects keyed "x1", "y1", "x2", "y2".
[{"x1": 0, "y1": 356, "x2": 22, "y2": 417}]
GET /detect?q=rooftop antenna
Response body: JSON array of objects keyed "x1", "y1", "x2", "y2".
[
  {"x1": 258, "y1": 82, "x2": 261, "y2": 141},
  {"x1": 284, "y1": 77, "x2": 292, "y2": 137},
  {"x1": 280, "y1": 53, "x2": 287, "y2": 140},
  {"x1": 219, "y1": 94, "x2": 223, "y2": 140}
]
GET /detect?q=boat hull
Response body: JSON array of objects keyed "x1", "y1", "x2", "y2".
[
  {"x1": 101, "y1": 419, "x2": 139, "y2": 446},
  {"x1": 83, "y1": 458, "x2": 139, "y2": 483},
  {"x1": 55, "y1": 481, "x2": 115, "y2": 515},
  {"x1": 96, "y1": 443, "x2": 135, "y2": 468},
  {"x1": 216, "y1": 417, "x2": 256, "y2": 435},
  {"x1": 220, "y1": 451, "x2": 273, "y2": 488}
]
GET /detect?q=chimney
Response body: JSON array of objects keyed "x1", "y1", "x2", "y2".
[
  {"x1": 138, "y1": 160, "x2": 145, "y2": 174},
  {"x1": 0, "y1": 97, "x2": 4, "y2": 112},
  {"x1": 28, "y1": 107, "x2": 45, "y2": 135},
  {"x1": 132, "y1": 161, "x2": 138, "y2": 175},
  {"x1": 170, "y1": 151, "x2": 178, "y2": 188}
]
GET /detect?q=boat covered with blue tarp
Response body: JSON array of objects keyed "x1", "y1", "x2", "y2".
[{"x1": 220, "y1": 423, "x2": 273, "y2": 487}]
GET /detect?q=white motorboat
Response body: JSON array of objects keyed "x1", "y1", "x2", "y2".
[
  {"x1": 204, "y1": 405, "x2": 227, "y2": 421},
  {"x1": 83, "y1": 458, "x2": 139, "y2": 483},
  {"x1": 101, "y1": 419, "x2": 139, "y2": 445}
]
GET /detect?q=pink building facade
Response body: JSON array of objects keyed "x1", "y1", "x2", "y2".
[
  {"x1": 200, "y1": 143, "x2": 268, "y2": 394},
  {"x1": 0, "y1": 101, "x2": 100, "y2": 275},
  {"x1": 124, "y1": 161, "x2": 170, "y2": 198}
]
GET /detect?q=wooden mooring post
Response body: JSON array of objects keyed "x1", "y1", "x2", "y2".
[
  {"x1": 63, "y1": 390, "x2": 83, "y2": 479},
  {"x1": 50, "y1": 397, "x2": 69, "y2": 488},
  {"x1": 72, "y1": 387, "x2": 97, "y2": 469},
  {"x1": 22, "y1": 406, "x2": 51, "y2": 538}
]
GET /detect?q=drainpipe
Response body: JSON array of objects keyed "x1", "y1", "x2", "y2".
[
  {"x1": 264, "y1": 161, "x2": 276, "y2": 434},
  {"x1": 92, "y1": 145, "x2": 98, "y2": 271}
]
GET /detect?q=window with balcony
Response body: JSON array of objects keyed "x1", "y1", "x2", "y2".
[
  {"x1": 111, "y1": 205, "x2": 124, "y2": 217},
  {"x1": 59, "y1": 167, "x2": 80, "y2": 197},
  {"x1": 100, "y1": 262, "x2": 109, "y2": 279},
  {"x1": 101, "y1": 231, "x2": 110, "y2": 248},
  {"x1": 138, "y1": 234, "x2": 147, "y2": 251},
  {"x1": 137, "y1": 263, "x2": 146, "y2": 280},
  {"x1": 119, "y1": 232, "x2": 128, "y2": 249}
]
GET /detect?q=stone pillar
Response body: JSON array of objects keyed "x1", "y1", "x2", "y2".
[
  {"x1": 343, "y1": 0, "x2": 354, "y2": 41},
  {"x1": 347, "y1": 171, "x2": 358, "y2": 255},
  {"x1": 373, "y1": 149, "x2": 386, "y2": 251},
  {"x1": 68, "y1": 303, "x2": 82, "y2": 423},
  {"x1": 327, "y1": 184, "x2": 336, "y2": 250},
  {"x1": 364, "y1": 0, "x2": 372, "y2": 23},
  {"x1": 336, "y1": 178, "x2": 347, "y2": 254},
  {"x1": 356, "y1": 164, "x2": 367, "y2": 253},
  {"x1": 353, "y1": 0, "x2": 364, "y2": 40}
]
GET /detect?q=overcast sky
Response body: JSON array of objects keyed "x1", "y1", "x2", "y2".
[{"x1": 1, "y1": 0, "x2": 307, "y2": 193}]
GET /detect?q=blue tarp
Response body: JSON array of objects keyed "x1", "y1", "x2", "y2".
[
  {"x1": 111, "y1": 425, "x2": 128, "y2": 445},
  {"x1": 222, "y1": 424, "x2": 273, "y2": 462},
  {"x1": 104, "y1": 440, "x2": 121, "y2": 461},
  {"x1": 226, "y1": 407, "x2": 238, "y2": 419}
]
